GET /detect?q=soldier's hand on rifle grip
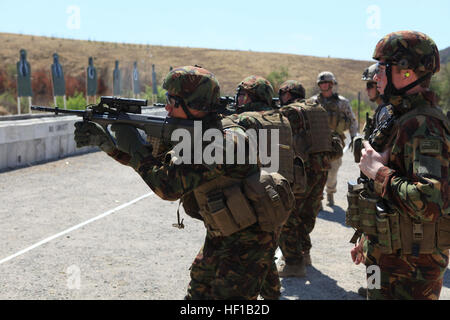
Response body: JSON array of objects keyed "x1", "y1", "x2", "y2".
[
  {"x1": 110, "y1": 124, "x2": 153, "y2": 170},
  {"x1": 74, "y1": 121, "x2": 116, "y2": 154},
  {"x1": 359, "y1": 141, "x2": 390, "y2": 180}
]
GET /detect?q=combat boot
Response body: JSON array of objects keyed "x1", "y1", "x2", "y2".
[
  {"x1": 327, "y1": 193, "x2": 334, "y2": 206},
  {"x1": 277, "y1": 261, "x2": 306, "y2": 278}
]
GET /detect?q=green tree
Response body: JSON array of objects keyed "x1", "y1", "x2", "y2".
[
  {"x1": 430, "y1": 62, "x2": 450, "y2": 113},
  {"x1": 266, "y1": 66, "x2": 289, "y2": 95}
]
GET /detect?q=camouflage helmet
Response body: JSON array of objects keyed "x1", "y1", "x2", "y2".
[
  {"x1": 236, "y1": 75, "x2": 274, "y2": 105},
  {"x1": 279, "y1": 80, "x2": 306, "y2": 99},
  {"x1": 372, "y1": 31, "x2": 440, "y2": 74},
  {"x1": 362, "y1": 64, "x2": 378, "y2": 82},
  {"x1": 317, "y1": 71, "x2": 337, "y2": 85},
  {"x1": 162, "y1": 65, "x2": 220, "y2": 111}
]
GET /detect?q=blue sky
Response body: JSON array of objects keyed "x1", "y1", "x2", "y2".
[{"x1": 1, "y1": 0, "x2": 449, "y2": 61}]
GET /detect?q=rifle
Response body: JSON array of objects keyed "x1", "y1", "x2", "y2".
[
  {"x1": 31, "y1": 96, "x2": 196, "y2": 144},
  {"x1": 347, "y1": 107, "x2": 396, "y2": 244}
]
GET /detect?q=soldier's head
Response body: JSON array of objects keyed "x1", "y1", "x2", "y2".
[
  {"x1": 162, "y1": 65, "x2": 221, "y2": 119},
  {"x1": 372, "y1": 31, "x2": 440, "y2": 100},
  {"x1": 279, "y1": 80, "x2": 306, "y2": 106},
  {"x1": 235, "y1": 75, "x2": 274, "y2": 108},
  {"x1": 317, "y1": 71, "x2": 337, "y2": 96},
  {"x1": 362, "y1": 64, "x2": 381, "y2": 103}
]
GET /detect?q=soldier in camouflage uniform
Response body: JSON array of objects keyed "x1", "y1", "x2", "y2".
[
  {"x1": 308, "y1": 72, "x2": 358, "y2": 206},
  {"x1": 351, "y1": 31, "x2": 449, "y2": 300},
  {"x1": 353, "y1": 64, "x2": 388, "y2": 163},
  {"x1": 276, "y1": 80, "x2": 332, "y2": 277},
  {"x1": 234, "y1": 75, "x2": 275, "y2": 113},
  {"x1": 74, "y1": 66, "x2": 294, "y2": 300},
  {"x1": 228, "y1": 75, "x2": 282, "y2": 299}
]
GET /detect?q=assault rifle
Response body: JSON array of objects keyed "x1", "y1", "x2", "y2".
[
  {"x1": 31, "y1": 96, "x2": 196, "y2": 144},
  {"x1": 347, "y1": 108, "x2": 397, "y2": 244}
]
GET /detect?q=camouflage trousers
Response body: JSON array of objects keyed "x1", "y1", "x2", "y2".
[
  {"x1": 278, "y1": 169, "x2": 328, "y2": 264},
  {"x1": 364, "y1": 239, "x2": 449, "y2": 300},
  {"x1": 185, "y1": 224, "x2": 277, "y2": 300}
]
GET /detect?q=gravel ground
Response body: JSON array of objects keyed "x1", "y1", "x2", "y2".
[{"x1": 0, "y1": 145, "x2": 449, "y2": 300}]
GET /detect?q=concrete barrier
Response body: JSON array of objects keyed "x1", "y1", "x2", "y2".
[
  {"x1": 0, "y1": 115, "x2": 96, "y2": 172},
  {"x1": 0, "y1": 107, "x2": 168, "y2": 172}
]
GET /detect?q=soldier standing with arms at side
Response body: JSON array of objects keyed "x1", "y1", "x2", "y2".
[
  {"x1": 308, "y1": 72, "x2": 358, "y2": 206},
  {"x1": 351, "y1": 31, "x2": 449, "y2": 300},
  {"x1": 73, "y1": 66, "x2": 294, "y2": 300},
  {"x1": 276, "y1": 80, "x2": 337, "y2": 277}
]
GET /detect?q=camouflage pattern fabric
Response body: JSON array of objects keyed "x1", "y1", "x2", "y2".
[
  {"x1": 308, "y1": 93, "x2": 358, "y2": 144},
  {"x1": 279, "y1": 154, "x2": 330, "y2": 264},
  {"x1": 162, "y1": 66, "x2": 221, "y2": 111},
  {"x1": 236, "y1": 75, "x2": 274, "y2": 107},
  {"x1": 236, "y1": 101, "x2": 273, "y2": 114},
  {"x1": 279, "y1": 80, "x2": 306, "y2": 101},
  {"x1": 107, "y1": 116, "x2": 279, "y2": 299},
  {"x1": 373, "y1": 31, "x2": 440, "y2": 74},
  {"x1": 221, "y1": 101, "x2": 282, "y2": 299},
  {"x1": 186, "y1": 224, "x2": 277, "y2": 300},
  {"x1": 362, "y1": 91, "x2": 449, "y2": 300}
]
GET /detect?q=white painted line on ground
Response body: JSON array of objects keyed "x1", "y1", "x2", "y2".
[{"x1": 0, "y1": 192, "x2": 155, "y2": 266}]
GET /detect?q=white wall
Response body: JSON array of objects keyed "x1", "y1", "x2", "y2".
[{"x1": 0, "y1": 115, "x2": 96, "y2": 171}]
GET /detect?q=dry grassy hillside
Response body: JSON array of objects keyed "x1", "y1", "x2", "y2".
[{"x1": 1, "y1": 32, "x2": 372, "y2": 99}]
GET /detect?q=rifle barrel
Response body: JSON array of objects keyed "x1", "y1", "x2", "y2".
[{"x1": 31, "y1": 106, "x2": 85, "y2": 116}]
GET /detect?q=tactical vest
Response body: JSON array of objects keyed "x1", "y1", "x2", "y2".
[
  {"x1": 221, "y1": 109, "x2": 295, "y2": 183},
  {"x1": 311, "y1": 94, "x2": 352, "y2": 138},
  {"x1": 280, "y1": 101, "x2": 332, "y2": 162},
  {"x1": 347, "y1": 105, "x2": 450, "y2": 255},
  {"x1": 181, "y1": 118, "x2": 295, "y2": 236}
]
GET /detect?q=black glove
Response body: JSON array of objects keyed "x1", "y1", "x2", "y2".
[
  {"x1": 74, "y1": 121, "x2": 115, "y2": 153},
  {"x1": 110, "y1": 124, "x2": 153, "y2": 169}
]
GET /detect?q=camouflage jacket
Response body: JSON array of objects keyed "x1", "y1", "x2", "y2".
[
  {"x1": 373, "y1": 92, "x2": 449, "y2": 223},
  {"x1": 308, "y1": 93, "x2": 358, "y2": 142},
  {"x1": 107, "y1": 118, "x2": 259, "y2": 201},
  {"x1": 235, "y1": 101, "x2": 273, "y2": 114}
]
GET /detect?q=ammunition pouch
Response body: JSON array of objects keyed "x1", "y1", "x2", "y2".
[
  {"x1": 438, "y1": 215, "x2": 450, "y2": 250},
  {"x1": 181, "y1": 192, "x2": 202, "y2": 221},
  {"x1": 346, "y1": 181, "x2": 450, "y2": 254},
  {"x1": 291, "y1": 158, "x2": 307, "y2": 195},
  {"x1": 329, "y1": 133, "x2": 344, "y2": 161},
  {"x1": 193, "y1": 170, "x2": 295, "y2": 237},
  {"x1": 197, "y1": 182, "x2": 257, "y2": 237},
  {"x1": 243, "y1": 170, "x2": 295, "y2": 233}
]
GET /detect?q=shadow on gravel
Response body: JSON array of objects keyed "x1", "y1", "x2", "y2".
[
  {"x1": 280, "y1": 266, "x2": 363, "y2": 300},
  {"x1": 317, "y1": 206, "x2": 350, "y2": 228}
]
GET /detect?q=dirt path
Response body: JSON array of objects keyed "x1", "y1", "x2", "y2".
[{"x1": 0, "y1": 147, "x2": 448, "y2": 300}]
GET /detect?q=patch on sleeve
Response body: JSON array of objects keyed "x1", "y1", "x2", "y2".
[
  {"x1": 415, "y1": 155, "x2": 442, "y2": 178},
  {"x1": 419, "y1": 138, "x2": 441, "y2": 154}
]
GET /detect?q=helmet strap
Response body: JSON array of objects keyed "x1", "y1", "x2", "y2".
[{"x1": 382, "y1": 64, "x2": 431, "y2": 103}]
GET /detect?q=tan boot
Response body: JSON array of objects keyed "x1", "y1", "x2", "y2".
[
  {"x1": 327, "y1": 193, "x2": 334, "y2": 206},
  {"x1": 277, "y1": 261, "x2": 306, "y2": 278}
]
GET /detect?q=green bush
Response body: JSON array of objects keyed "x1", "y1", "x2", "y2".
[
  {"x1": 52, "y1": 92, "x2": 87, "y2": 110},
  {"x1": 351, "y1": 99, "x2": 375, "y2": 131},
  {"x1": 266, "y1": 67, "x2": 289, "y2": 95},
  {"x1": 142, "y1": 85, "x2": 167, "y2": 104}
]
